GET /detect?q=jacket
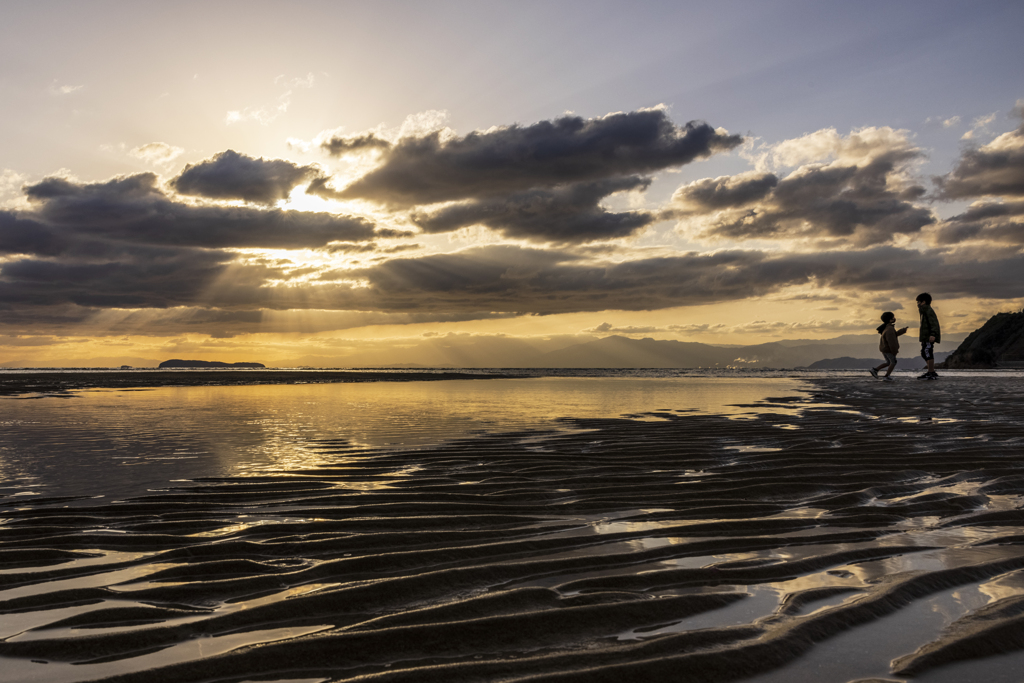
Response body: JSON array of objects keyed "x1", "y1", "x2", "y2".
[
  {"x1": 879, "y1": 324, "x2": 903, "y2": 355},
  {"x1": 918, "y1": 304, "x2": 941, "y2": 343}
]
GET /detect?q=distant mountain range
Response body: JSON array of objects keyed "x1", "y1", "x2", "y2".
[
  {"x1": 524, "y1": 334, "x2": 954, "y2": 369},
  {"x1": 1, "y1": 333, "x2": 965, "y2": 370}
]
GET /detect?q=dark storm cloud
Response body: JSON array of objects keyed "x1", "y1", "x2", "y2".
[
  {"x1": 411, "y1": 177, "x2": 655, "y2": 243},
  {"x1": 935, "y1": 111, "x2": 1024, "y2": 199},
  {"x1": 0, "y1": 212, "x2": 66, "y2": 257},
  {"x1": 672, "y1": 171, "x2": 778, "y2": 210},
  {"x1": 0, "y1": 303, "x2": 99, "y2": 331},
  {"x1": 16, "y1": 173, "x2": 376, "y2": 252},
  {"x1": 348, "y1": 244, "x2": 1024, "y2": 315},
  {"x1": 5, "y1": 239, "x2": 1023, "y2": 334},
  {"x1": 170, "y1": 150, "x2": 321, "y2": 204},
  {"x1": 676, "y1": 151, "x2": 934, "y2": 246},
  {"x1": 932, "y1": 200, "x2": 1024, "y2": 245},
  {"x1": 334, "y1": 110, "x2": 742, "y2": 206},
  {"x1": 0, "y1": 171, "x2": 382, "y2": 323},
  {"x1": 0, "y1": 246, "x2": 245, "y2": 309}
]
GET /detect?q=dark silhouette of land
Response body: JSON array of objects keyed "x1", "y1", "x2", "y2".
[
  {"x1": 158, "y1": 359, "x2": 266, "y2": 368},
  {"x1": 942, "y1": 310, "x2": 1024, "y2": 368},
  {"x1": 531, "y1": 335, "x2": 958, "y2": 369}
]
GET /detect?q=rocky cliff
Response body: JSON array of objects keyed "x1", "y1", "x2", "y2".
[{"x1": 941, "y1": 311, "x2": 1024, "y2": 368}]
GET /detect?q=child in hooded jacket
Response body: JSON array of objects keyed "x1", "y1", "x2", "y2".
[{"x1": 870, "y1": 312, "x2": 908, "y2": 380}]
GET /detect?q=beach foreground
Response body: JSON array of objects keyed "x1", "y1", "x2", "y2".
[{"x1": 2, "y1": 377, "x2": 1024, "y2": 682}]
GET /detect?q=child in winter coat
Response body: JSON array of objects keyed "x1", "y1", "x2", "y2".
[{"x1": 870, "y1": 312, "x2": 908, "y2": 380}]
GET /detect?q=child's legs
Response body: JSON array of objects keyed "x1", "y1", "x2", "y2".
[
  {"x1": 883, "y1": 353, "x2": 897, "y2": 376},
  {"x1": 921, "y1": 342, "x2": 935, "y2": 372}
]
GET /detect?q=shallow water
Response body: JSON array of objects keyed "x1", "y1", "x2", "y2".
[{"x1": 0, "y1": 376, "x2": 809, "y2": 501}]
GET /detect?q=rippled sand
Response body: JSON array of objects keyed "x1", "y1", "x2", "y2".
[{"x1": 2, "y1": 377, "x2": 1024, "y2": 683}]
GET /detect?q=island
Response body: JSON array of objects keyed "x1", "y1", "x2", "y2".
[{"x1": 158, "y1": 359, "x2": 267, "y2": 368}]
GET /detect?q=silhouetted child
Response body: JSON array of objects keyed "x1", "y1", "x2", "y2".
[
  {"x1": 870, "y1": 312, "x2": 908, "y2": 380},
  {"x1": 917, "y1": 292, "x2": 941, "y2": 379}
]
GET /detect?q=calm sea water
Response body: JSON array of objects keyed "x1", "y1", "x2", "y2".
[{"x1": 1, "y1": 375, "x2": 814, "y2": 503}]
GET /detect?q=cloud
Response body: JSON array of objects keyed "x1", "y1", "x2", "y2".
[
  {"x1": 324, "y1": 241, "x2": 420, "y2": 255},
  {"x1": 925, "y1": 115, "x2": 962, "y2": 129},
  {"x1": 225, "y1": 73, "x2": 316, "y2": 127},
  {"x1": 330, "y1": 109, "x2": 742, "y2": 207},
  {"x1": 226, "y1": 103, "x2": 287, "y2": 126},
  {"x1": 725, "y1": 319, "x2": 874, "y2": 335},
  {"x1": 1, "y1": 170, "x2": 382, "y2": 327},
  {"x1": 411, "y1": 176, "x2": 656, "y2": 243},
  {"x1": 752, "y1": 126, "x2": 918, "y2": 171},
  {"x1": 49, "y1": 82, "x2": 83, "y2": 96},
  {"x1": 314, "y1": 108, "x2": 739, "y2": 245},
  {"x1": 274, "y1": 72, "x2": 316, "y2": 89},
  {"x1": 4, "y1": 237, "x2": 1024, "y2": 335},
  {"x1": 309, "y1": 111, "x2": 451, "y2": 158},
  {"x1": 931, "y1": 200, "x2": 1024, "y2": 246},
  {"x1": 1, "y1": 169, "x2": 27, "y2": 199},
  {"x1": 670, "y1": 171, "x2": 778, "y2": 211},
  {"x1": 672, "y1": 128, "x2": 933, "y2": 246},
  {"x1": 320, "y1": 133, "x2": 393, "y2": 157},
  {"x1": 11, "y1": 172, "x2": 376, "y2": 252},
  {"x1": 129, "y1": 142, "x2": 184, "y2": 166},
  {"x1": 0, "y1": 246, "x2": 241, "y2": 310},
  {"x1": 345, "y1": 244, "x2": 1024, "y2": 316},
  {"x1": 961, "y1": 112, "x2": 998, "y2": 141},
  {"x1": 585, "y1": 322, "x2": 667, "y2": 335},
  {"x1": 171, "y1": 150, "x2": 322, "y2": 204},
  {"x1": 226, "y1": 95, "x2": 291, "y2": 126},
  {"x1": 935, "y1": 105, "x2": 1024, "y2": 199},
  {"x1": 667, "y1": 323, "x2": 729, "y2": 334},
  {"x1": 7, "y1": 107, "x2": 1023, "y2": 342}
]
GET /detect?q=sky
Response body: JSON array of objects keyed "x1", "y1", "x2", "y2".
[{"x1": 1, "y1": 0, "x2": 1023, "y2": 367}]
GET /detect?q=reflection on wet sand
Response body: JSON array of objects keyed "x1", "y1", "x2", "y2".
[
  {"x1": 1, "y1": 377, "x2": 1024, "y2": 682},
  {"x1": 0, "y1": 377, "x2": 809, "y2": 501}
]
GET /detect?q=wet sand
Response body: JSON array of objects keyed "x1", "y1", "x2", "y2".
[
  {"x1": 2, "y1": 377, "x2": 1024, "y2": 682},
  {"x1": 0, "y1": 369, "x2": 513, "y2": 396}
]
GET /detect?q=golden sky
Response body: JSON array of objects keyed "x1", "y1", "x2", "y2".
[{"x1": 1, "y1": 1, "x2": 1023, "y2": 367}]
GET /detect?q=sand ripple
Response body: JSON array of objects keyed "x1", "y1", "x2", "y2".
[{"x1": 2, "y1": 377, "x2": 1024, "y2": 682}]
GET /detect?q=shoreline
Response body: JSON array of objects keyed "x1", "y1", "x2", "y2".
[
  {"x1": 0, "y1": 369, "x2": 519, "y2": 396},
  {"x1": 4, "y1": 367, "x2": 1020, "y2": 398}
]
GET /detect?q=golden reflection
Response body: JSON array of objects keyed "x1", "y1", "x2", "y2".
[
  {"x1": 2, "y1": 378, "x2": 810, "y2": 501},
  {"x1": 978, "y1": 570, "x2": 1024, "y2": 602}
]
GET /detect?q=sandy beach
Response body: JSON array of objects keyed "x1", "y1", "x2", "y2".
[{"x1": 2, "y1": 376, "x2": 1024, "y2": 682}]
